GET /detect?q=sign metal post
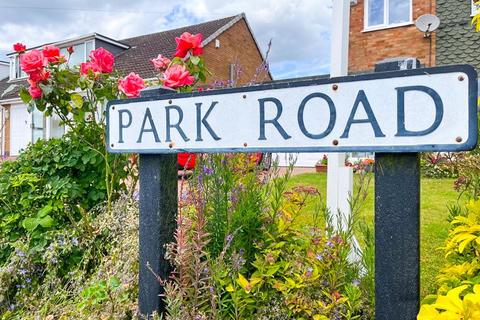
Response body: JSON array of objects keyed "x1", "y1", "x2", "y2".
[{"x1": 137, "y1": 87, "x2": 177, "y2": 317}]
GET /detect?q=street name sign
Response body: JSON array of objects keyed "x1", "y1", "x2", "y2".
[{"x1": 107, "y1": 65, "x2": 478, "y2": 154}]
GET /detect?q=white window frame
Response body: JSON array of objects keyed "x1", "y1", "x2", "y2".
[
  {"x1": 9, "y1": 55, "x2": 28, "y2": 81},
  {"x1": 472, "y1": 0, "x2": 480, "y2": 16},
  {"x1": 364, "y1": 0, "x2": 413, "y2": 32}
]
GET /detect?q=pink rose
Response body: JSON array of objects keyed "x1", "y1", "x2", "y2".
[
  {"x1": 151, "y1": 54, "x2": 171, "y2": 71},
  {"x1": 13, "y1": 43, "x2": 26, "y2": 53},
  {"x1": 89, "y1": 48, "x2": 114, "y2": 73},
  {"x1": 162, "y1": 64, "x2": 195, "y2": 88},
  {"x1": 118, "y1": 72, "x2": 145, "y2": 98},
  {"x1": 20, "y1": 49, "x2": 47, "y2": 74},
  {"x1": 28, "y1": 69, "x2": 50, "y2": 83},
  {"x1": 43, "y1": 45, "x2": 63, "y2": 63},
  {"x1": 80, "y1": 61, "x2": 101, "y2": 76},
  {"x1": 28, "y1": 84, "x2": 42, "y2": 100},
  {"x1": 175, "y1": 32, "x2": 203, "y2": 58}
]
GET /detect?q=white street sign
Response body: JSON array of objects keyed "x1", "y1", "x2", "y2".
[{"x1": 107, "y1": 66, "x2": 477, "y2": 154}]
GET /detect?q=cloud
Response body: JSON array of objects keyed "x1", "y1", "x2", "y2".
[{"x1": 0, "y1": 0, "x2": 333, "y2": 79}]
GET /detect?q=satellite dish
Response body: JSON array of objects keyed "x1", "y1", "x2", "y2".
[{"x1": 415, "y1": 14, "x2": 440, "y2": 36}]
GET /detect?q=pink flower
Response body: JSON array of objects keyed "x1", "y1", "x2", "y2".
[
  {"x1": 19, "y1": 49, "x2": 47, "y2": 74},
  {"x1": 151, "y1": 54, "x2": 171, "y2": 71},
  {"x1": 28, "y1": 69, "x2": 50, "y2": 83},
  {"x1": 13, "y1": 43, "x2": 26, "y2": 53},
  {"x1": 80, "y1": 61, "x2": 101, "y2": 76},
  {"x1": 174, "y1": 32, "x2": 203, "y2": 58},
  {"x1": 89, "y1": 48, "x2": 114, "y2": 73},
  {"x1": 43, "y1": 45, "x2": 63, "y2": 63},
  {"x1": 67, "y1": 46, "x2": 74, "y2": 54},
  {"x1": 162, "y1": 64, "x2": 195, "y2": 88},
  {"x1": 28, "y1": 84, "x2": 42, "y2": 100},
  {"x1": 118, "y1": 72, "x2": 145, "y2": 98}
]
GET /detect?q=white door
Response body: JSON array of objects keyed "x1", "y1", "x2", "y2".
[{"x1": 10, "y1": 104, "x2": 31, "y2": 156}]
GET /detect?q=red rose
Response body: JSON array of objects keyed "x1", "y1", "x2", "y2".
[
  {"x1": 174, "y1": 32, "x2": 203, "y2": 58},
  {"x1": 19, "y1": 49, "x2": 47, "y2": 74},
  {"x1": 67, "y1": 46, "x2": 74, "y2": 54},
  {"x1": 80, "y1": 62, "x2": 101, "y2": 76},
  {"x1": 151, "y1": 54, "x2": 171, "y2": 71},
  {"x1": 29, "y1": 69, "x2": 50, "y2": 83},
  {"x1": 162, "y1": 64, "x2": 195, "y2": 88},
  {"x1": 118, "y1": 72, "x2": 145, "y2": 98},
  {"x1": 89, "y1": 48, "x2": 114, "y2": 73},
  {"x1": 13, "y1": 42, "x2": 26, "y2": 53},
  {"x1": 43, "y1": 45, "x2": 63, "y2": 63},
  {"x1": 28, "y1": 84, "x2": 42, "y2": 100}
]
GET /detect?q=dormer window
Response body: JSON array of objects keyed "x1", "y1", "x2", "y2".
[
  {"x1": 365, "y1": 0, "x2": 412, "y2": 31},
  {"x1": 60, "y1": 40, "x2": 94, "y2": 66}
]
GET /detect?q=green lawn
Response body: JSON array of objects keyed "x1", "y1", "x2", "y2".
[{"x1": 286, "y1": 172, "x2": 461, "y2": 298}]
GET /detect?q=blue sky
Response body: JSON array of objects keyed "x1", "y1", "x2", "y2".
[{"x1": 0, "y1": 0, "x2": 333, "y2": 79}]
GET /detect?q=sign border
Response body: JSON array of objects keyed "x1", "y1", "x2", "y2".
[{"x1": 106, "y1": 65, "x2": 478, "y2": 154}]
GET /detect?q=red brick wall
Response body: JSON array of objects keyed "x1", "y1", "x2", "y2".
[
  {"x1": 203, "y1": 18, "x2": 271, "y2": 86},
  {"x1": 349, "y1": 0, "x2": 436, "y2": 73}
]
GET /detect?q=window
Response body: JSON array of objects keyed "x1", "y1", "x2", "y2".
[
  {"x1": 473, "y1": 0, "x2": 480, "y2": 16},
  {"x1": 60, "y1": 40, "x2": 94, "y2": 67},
  {"x1": 365, "y1": 0, "x2": 412, "y2": 30}
]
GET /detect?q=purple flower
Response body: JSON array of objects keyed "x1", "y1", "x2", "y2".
[
  {"x1": 15, "y1": 249, "x2": 25, "y2": 257},
  {"x1": 8, "y1": 304, "x2": 15, "y2": 311},
  {"x1": 203, "y1": 165, "x2": 213, "y2": 175},
  {"x1": 25, "y1": 278, "x2": 32, "y2": 283},
  {"x1": 305, "y1": 267, "x2": 313, "y2": 278},
  {"x1": 316, "y1": 253, "x2": 323, "y2": 261},
  {"x1": 19, "y1": 269, "x2": 28, "y2": 275},
  {"x1": 225, "y1": 234, "x2": 234, "y2": 243},
  {"x1": 352, "y1": 279, "x2": 360, "y2": 286},
  {"x1": 71, "y1": 238, "x2": 79, "y2": 246},
  {"x1": 133, "y1": 191, "x2": 140, "y2": 201}
]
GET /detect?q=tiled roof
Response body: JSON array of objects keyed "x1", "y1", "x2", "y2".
[
  {"x1": 115, "y1": 14, "x2": 241, "y2": 79},
  {"x1": 0, "y1": 14, "x2": 243, "y2": 102},
  {"x1": 436, "y1": 0, "x2": 480, "y2": 69}
]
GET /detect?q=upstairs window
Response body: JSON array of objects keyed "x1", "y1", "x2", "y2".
[
  {"x1": 473, "y1": 0, "x2": 480, "y2": 16},
  {"x1": 365, "y1": 0, "x2": 412, "y2": 30}
]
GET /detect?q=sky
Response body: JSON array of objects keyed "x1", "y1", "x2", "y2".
[{"x1": 0, "y1": 0, "x2": 333, "y2": 79}]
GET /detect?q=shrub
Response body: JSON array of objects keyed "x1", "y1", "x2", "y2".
[
  {"x1": 163, "y1": 155, "x2": 374, "y2": 320},
  {"x1": 0, "y1": 195, "x2": 139, "y2": 319},
  {"x1": 418, "y1": 199, "x2": 480, "y2": 318}
]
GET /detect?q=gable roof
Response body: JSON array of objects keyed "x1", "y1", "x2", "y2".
[
  {"x1": 115, "y1": 14, "x2": 244, "y2": 78},
  {"x1": 0, "y1": 13, "x2": 259, "y2": 102}
]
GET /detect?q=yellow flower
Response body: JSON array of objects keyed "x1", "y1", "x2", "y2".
[{"x1": 418, "y1": 285, "x2": 480, "y2": 320}]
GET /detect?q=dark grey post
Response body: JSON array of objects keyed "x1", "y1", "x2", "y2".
[
  {"x1": 138, "y1": 87, "x2": 177, "y2": 318},
  {"x1": 374, "y1": 59, "x2": 420, "y2": 320}
]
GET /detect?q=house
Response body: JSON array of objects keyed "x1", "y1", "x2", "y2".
[
  {"x1": 0, "y1": 13, "x2": 271, "y2": 158},
  {"x1": 349, "y1": 0, "x2": 480, "y2": 72},
  {"x1": 349, "y1": 0, "x2": 436, "y2": 73}
]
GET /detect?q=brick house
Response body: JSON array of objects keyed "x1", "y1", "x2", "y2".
[
  {"x1": 349, "y1": 0, "x2": 480, "y2": 73},
  {"x1": 349, "y1": 0, "x2": 437, "y2": 73},
  {"x1": 0, "y1": 13, "x2": 270, "y2": 158}
]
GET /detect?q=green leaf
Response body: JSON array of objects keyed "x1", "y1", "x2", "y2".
[
  {"x1": 22, "y1": 218, "x2": 39, "y2": 232},
  {"x1": 190, "y1": 56, "x2": 200, "y2": 65},
  {"x1": 37, "y1": 205, "x2": 53, "y2": 218},
  {"x1": 19, "y1": 88, "x2": 32, "y2": 104},
  {"x1": 38, "y1": 215, "x2": 55, "y2": 228},
  {"x1": 109, "y1": 276, "x2": 120, "y2": 289},
  {"x1": 70, "y1": 93, "x2": 84, "y2": 109}
]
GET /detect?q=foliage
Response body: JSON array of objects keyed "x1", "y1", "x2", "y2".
[
  {"x1": 0, "y1": 128, "x2": 129, "y2": 265},
  {"x1": 421, "y1": 153, "x2": 459, "y2": 179},
  {"x1": 0, "y1": 195, "x2": 139, "y2": 319},
  {"x1": 418, "y1": 199, "x2": 480, "y2": 319},
  {"x1": 162, "y1": 156, "x2": 374, "y2": 319}
]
